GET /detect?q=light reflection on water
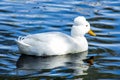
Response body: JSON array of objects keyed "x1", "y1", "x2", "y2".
[
  {"x1": 16, "y1": 51, "x2": 88, "y2": 78},
  {"x1": 0, "y1": 0, "x2": 120, "y2": 79}
]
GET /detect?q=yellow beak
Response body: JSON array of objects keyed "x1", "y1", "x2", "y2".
[{"x1": 88, "y1": 30, "x2": 96, "y2": 36}]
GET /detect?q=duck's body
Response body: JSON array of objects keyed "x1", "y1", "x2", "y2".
[
  {"x1": 16, "y1": 16, "x2": 96, "y2": 56},
  {"x1": 17, "y1": 32, "x2": 88, "y2": 56}
]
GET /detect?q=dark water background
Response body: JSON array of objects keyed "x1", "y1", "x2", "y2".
[{"x1": 0, "y1": 0, "x2": 120, "y2": 80}]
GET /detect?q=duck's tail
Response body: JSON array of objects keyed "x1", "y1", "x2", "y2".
[{"x1": 16, "y1": 36, "x2": 31, "y2": 52}]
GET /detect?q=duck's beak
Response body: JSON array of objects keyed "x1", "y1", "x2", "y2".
[{"x1": 88, "y1": 30, "x2": 96, "y2": 36}]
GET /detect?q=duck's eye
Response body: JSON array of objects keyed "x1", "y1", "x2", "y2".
[{"x1": 86, "y1": 25, "x2": 88, "y2": 27}]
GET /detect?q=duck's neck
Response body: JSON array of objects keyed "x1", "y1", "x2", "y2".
[
  {"x1": 72, "y1": 36, "x2": 87, "y2": 42},
  {"x1": 71, "y1": 25, "x2": 85, "y2": 38},
  {"x1": 71, "y1": 35, "x2": 84, "y2": 38},
  {"x1": 71, "y1": 35, "x2": 88, "y2": 52}
]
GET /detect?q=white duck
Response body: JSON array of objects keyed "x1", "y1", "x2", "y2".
[{"x1": 16, "y1": 16, "x2": 96, "y2": 56}]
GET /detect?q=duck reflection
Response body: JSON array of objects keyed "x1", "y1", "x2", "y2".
[
  {"x1": 16, "y1": 51, "x2": 89, "y2": 76},
  {"x1": 83, "y1": 56, "x2": 95, "y2": 66}
]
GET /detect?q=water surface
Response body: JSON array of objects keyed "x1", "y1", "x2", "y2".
[{"x1": 0, "y1": 0, "x2": 120, "y2": 80}]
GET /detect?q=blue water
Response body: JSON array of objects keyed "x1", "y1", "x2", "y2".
[{"x1": 0, "y1": 0, "x2": 120, "y2": 80}]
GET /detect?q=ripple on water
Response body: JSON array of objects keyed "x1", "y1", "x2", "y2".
[{"x1": 0, "y1": 0, "x2": 120, "y2": 80}]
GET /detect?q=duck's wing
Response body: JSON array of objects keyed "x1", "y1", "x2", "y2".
[
  {"x1": 17, "y1": 32, "x2": 74, "y2": 46},
  {"x1": 24, "y1": 32, "x2": 72, "y2": 42},
  {"x1": 16, "y1": 32, "x2": 79, "y2": 55}
]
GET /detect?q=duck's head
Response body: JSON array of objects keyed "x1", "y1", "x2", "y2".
[{"x1": 71, "y1": 16, "x2": 96, "y2": 37}]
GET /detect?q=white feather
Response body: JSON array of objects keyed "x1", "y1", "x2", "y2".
[{"x1": 16, "y1": 16, "x2": 93, "y2": 56}]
